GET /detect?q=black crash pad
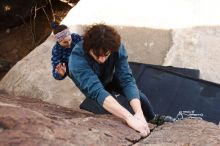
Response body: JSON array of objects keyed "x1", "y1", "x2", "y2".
[
  {"x1": 129, "y1": 62, "x2": 220, "y2": 124},
  {"x1": 80, "y1": 62, "x2": 220, "y2": 124}
]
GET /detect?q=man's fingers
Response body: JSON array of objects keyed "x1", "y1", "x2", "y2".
[
  {"x1": 146, "y1": 127, "x2": 150, "y2": 134},
  {"x1": 140, "y1": 125, "x2": 150, "y2": 137},
  {"x1": 140, "y1": 130, "x2": 149, "y2": 137}
]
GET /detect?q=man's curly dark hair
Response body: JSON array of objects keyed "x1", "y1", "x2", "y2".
[{"x1": 83, "y1": 24, "x2": 121, "y2": 56}]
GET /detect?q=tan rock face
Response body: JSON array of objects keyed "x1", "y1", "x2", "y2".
[
  {"x1": 0, "y1": 35, "x2": 85, "y2": 109},
  {"x1": 164, "y1": 27, "x2": 220, "y2": 84},
  {"x1": 117, "y1": 26, "x2": 172, "y2": 65}
]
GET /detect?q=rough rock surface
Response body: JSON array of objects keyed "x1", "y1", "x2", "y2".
[
  {"x1": 136, "y1": 120, "x2": 220, "y2": 146},
  {"x1": 0, "y1": 93, "x2": 220, "y2": 146},
  {"x1": 0, "y1": 35, "x2": 85, "y2": 109},
  {"x1": 0, "y1": 93, "x2": 152, "y2": 146}
]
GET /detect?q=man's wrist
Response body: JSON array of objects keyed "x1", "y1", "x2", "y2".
[
  {"x1": 125, "y1": 114, "x2": 134, "y2": 122},
  {"x1": 130, "y1": 98, "x2": 143, "y2": 114}
]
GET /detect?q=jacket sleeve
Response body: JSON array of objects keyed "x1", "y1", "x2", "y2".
[
  {"x1": 68, "y1": 47, "x2": 110, "y2": 106},
  {"x1": 114, "y1": 44, "x2": 140, "y2": 101},
  {"x1": 51, "y1": 44, "x2": 67, "y2": 80}
]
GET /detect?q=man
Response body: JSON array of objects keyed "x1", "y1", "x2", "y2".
[{"x1": 68, "y1": 24, "x2": 171, "y2": 137}]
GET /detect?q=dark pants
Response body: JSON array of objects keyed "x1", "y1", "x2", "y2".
[{"x1": 80, "y1": 78, "x2": 155, "y2": 121}]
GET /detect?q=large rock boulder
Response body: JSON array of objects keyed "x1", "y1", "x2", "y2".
[
  {"x1": 164, "y1": 27, "x2": 220, "y2": 83},
  {"x1": 0, "y1": 36, "x2": 84, "y2": 109},
  {"x1": 0, "y1": 93, "x2": 220, "y2": 146},
  {"x1": 0, "y1": 26, "x2": 171, "y2": 109},
  {"x1": 0, "y1": 0, "x2": 172, "y2": 108},
  {"x1": 137, "y1": 119, "x2": 220, "y2": 146},
  {"x1": 0, "y1": 93, "x2": 145, "y2": 146},
  {"x1": 1, "y1": 0, "x2": 220, "y2": 109},
  {"x1": 62, "y1": 0, "x2": 220, "y2": 83}
]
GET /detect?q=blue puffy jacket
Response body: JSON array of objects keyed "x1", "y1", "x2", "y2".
[{"x1": 51, "y1": 33, "x2": 82, "y2": 80}]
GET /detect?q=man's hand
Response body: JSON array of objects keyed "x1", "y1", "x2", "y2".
[
  {"x1": 128, "y1": 98, "x2": 150, "y2": 136},
  {"x1": 103, "y1": 96, "x2": 150, "y2": 137},
  {"x1": 55, "y1": 63, "x2": 66, "y2": 77},
  {"x1": 134, "y1": 112, "x2": 147, "y2": 124},
  {"x1": 126, "y1": 115, "x2": 150, "y2": 137}
]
